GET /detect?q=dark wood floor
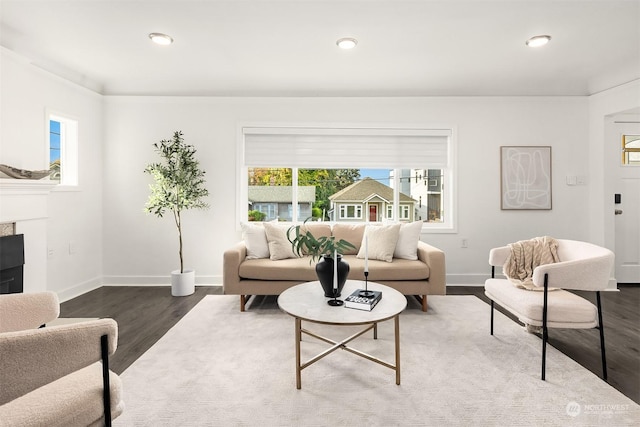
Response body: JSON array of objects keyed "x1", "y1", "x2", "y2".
[{"x1": 60, "y1": 284, "x2": 640, "y2": 404}]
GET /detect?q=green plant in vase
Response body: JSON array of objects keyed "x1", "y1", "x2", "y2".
[{"x1": 288, "y1": 220, "x2": 356, "y2": 298}]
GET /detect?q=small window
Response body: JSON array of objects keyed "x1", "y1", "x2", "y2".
[
  {"x1": 48, "y1": 114, "x2": 78, "y2": 186},
  {"x1": 49, "y1": 120, "x2": 61, "y2": 180},
  {"x1": 339, "y1": 204, "x2": 363, "y2": 219},
  {"x1": 622, "y1": 135, "x2": 640, "y2": 165}
]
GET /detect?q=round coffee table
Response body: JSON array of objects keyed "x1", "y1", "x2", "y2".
[{"x1": 278, "y1": 280, "x2": 407, "y2": 389}]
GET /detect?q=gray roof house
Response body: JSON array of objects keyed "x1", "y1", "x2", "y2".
[
  {"x1": 329, "y1": 178, "x2": 416, "y2": 222},
  {"x1": 248, "y1": 186, "x2": 315, "y2": 221}
]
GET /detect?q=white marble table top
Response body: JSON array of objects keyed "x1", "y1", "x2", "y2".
[{"x1": 278, "y1": 280, "x2": 407, "y2": 325}]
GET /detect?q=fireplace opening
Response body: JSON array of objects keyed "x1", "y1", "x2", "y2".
[{"x1": 0, "y1": 234, "x2": 25, "y2": 294}]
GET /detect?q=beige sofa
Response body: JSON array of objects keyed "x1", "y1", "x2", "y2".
[{"x1": 223, "y1": 222, "x2": 446, "y2": 311}]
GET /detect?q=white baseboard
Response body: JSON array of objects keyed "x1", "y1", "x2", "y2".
[
  {"x1": 57, "y1": 276, "x2": 102, "y2": 303},
  {"x1": 445, "y1": 274, "x2": 488, "y2": 285},
  {"x1": 101, "y1": 275, "x2": 222, "y2": 286}
]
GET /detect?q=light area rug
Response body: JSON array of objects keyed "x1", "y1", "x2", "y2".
[{"x1": 114, "y1": 295, "x2": 639, "y2": 426}]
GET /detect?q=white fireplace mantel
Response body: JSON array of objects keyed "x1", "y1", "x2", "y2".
[
  {"x1": 0, "y1": 179, "x2": 58, "y2": 195},
  {"x1": 0, "y1": 179, "x2": 58, "y2": 293}
]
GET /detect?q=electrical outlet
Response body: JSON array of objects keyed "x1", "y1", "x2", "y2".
[
  {"x1": 48, "y1": 248, "x2": 55, "y2": 258},
  {"x1": 461, "y1": 239, "x2": 468, "y2": 248}
]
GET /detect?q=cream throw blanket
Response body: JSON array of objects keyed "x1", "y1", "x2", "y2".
[{"x1": 504, "y1": 236, "x2": 559, "y2": 291}]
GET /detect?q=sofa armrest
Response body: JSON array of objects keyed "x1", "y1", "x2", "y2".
[
  {"x1": 417, "y1": 241, "x2": 446, "y2": 294},
  {"x1": 0, "y1": 318, "x2": 118, "y2": 405},
  {"x1": 0, "y1": 291, "x2": 60, "y2": 333},
  {"x1": 223, "y1": 242, "x2": 247, "y2": 294}
]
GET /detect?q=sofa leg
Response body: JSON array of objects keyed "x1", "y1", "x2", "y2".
[
  {"x1": 240, "y1": 295, "x2": 246, "y2": 312},
  {"x1": 414, "y1": 295, "x2": 427, "y2": 312}
]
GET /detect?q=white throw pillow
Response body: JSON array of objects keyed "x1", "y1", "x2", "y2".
[
  {"x1": 263, "y1": 222, "x2": 298, "y2": 261},
  {"x1": 240, "y1": 222, "x2": 270, "y2": 259},
  {"x1": 394, "y1": 220, "x2": 423, "y2": 260},
  {"x1": 356, "y1": 223, "x2": 402, "y2": 263}
]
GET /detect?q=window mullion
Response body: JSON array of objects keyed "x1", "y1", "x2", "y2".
[{"x1": 292, "y1": 167, "x2": 299, "y2": 222}]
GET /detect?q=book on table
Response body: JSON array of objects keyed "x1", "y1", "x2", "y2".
[{"x1": 344, "y1": 289, "x2": 382, "y2": 311}]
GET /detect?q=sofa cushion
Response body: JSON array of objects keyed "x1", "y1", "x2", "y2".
[
  {"x1": 264, "y1": 222, "x2": 298, "y2": 261},
  {"x1": 332, "y1": 223, "x2": 366, "y2": 254},
  {"x1": 347, "y1": 256, "x2": 429, "y2": 280},
  {"x1": 357, "y1": 223, "x2": 401, "y2": 262},
  {"x1": 239, "y1": 257, "x2": 318, "y2": 281},
  {"x1": 484, "y1": 278, "x2": 597, "y2": 328},
  {"x1": 240, "y1": 222, "x2": 270, "y2": 260},
  {"x1": 238, "y1": 255, "x2": 429, "y2": 281}
]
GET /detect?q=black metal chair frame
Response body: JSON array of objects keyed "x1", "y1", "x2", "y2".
[
  {"x1": 101, "y1": 334, "x2": 112, "y2": 427},
  {"x1": 489, "y1": 266, "x2": 607, "y2": 381}
]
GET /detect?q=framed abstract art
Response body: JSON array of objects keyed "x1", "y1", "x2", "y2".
[{"x1": 500, "y1": 146, "x2": 552, "y2": 210}]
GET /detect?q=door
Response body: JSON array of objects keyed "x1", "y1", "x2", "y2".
[
  {"x1": 614, "y1": 121, "x2": 640, "y2": 283},
  {"x1": 369, "y1": 205, "x2": 377, "y2": 222}
]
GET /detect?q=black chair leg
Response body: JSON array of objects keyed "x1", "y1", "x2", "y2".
[
  {"x1": 101, "y1": 334, "x2": 112, "y2": 427},
  {"x1": 541, "y1": 274, "x2": 549, "y2": 381},
  {"x1": 596, "y1": 291, "x2": 608, "y2": 381},
  {"x1": 490, "y1": 300, "x2": 494, "y2": 335}
]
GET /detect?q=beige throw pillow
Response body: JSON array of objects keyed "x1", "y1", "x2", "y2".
[
  {"x1": 356, "y1": 223, "x2": 401, "y2": 262},
  {"x1": 332, "y1": 223, "x2": 366, "y2": 254},
  {"x1": 240, "y1": 222, "x2": 270, "y2": 259},
  {"x1": 263, "y1": 222, "x2": 298, "y2": 260},
  {"x1": 394, "y1": 220, "x2": 423, "y2": 260}
]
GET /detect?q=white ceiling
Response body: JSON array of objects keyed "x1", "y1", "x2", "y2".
[{"x1": 1, "y1": 0, "x2": 639, "y2": 97}]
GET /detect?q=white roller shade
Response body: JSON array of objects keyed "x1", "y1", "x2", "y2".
[{"x1": 243, "y1": 126, "x2": 451, "y2": 168}]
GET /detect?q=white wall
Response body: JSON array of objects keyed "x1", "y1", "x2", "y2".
[
  {"x1": 0, "y1": 49, "x2": 104, "y2": 301},
  {"x1": 5, "y1": 46, "x2": 635, "y2": 291},
  {"x1": 103, "y1": 95, "x2": 591, "y2": 285}
]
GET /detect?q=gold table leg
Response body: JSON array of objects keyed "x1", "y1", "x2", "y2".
[
  {"x1": 295, "y1": 317, "x2": 301, "y2": 389},
  {"x1": 395, "y1": 314, "x2": 401, "y2": 385},
  {"x1": 293, "y1": 315, "x2": 401, "y2": 388}
]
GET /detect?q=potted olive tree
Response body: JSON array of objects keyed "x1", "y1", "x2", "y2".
[{"x1": 144, "y1": 131, "x2": 209, "y2": 296}]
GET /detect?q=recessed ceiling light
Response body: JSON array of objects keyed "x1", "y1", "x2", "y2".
[
  {"x1": 336, "y1": 37, "x2": 358, "y2": 50},
  {"x1": 526, "y1": 35, "x2": 551, "y2": 47},
  {"x1": 149, "y1": 33, "x2": 173, "y2": 45}
]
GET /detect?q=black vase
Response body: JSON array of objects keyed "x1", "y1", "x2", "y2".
[{"x1": 315, "y1": 254, "x2": 350, "y2": 298}]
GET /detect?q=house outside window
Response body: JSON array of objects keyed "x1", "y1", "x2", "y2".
[
  {"x1": 248, "y1": 184, "x2": 315, "y2": 221},
  {"x1": 253, "y1": 203, "x2": 277, "y2": 221},
  {"x1": 47, "y1": 113, "x2": 78, "y2": 186}
]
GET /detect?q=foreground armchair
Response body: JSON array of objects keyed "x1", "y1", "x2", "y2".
[
  {"x1": 484, "y1": 239, "x2": 614, "y2": 381},
  {"x1": 0, "y1": 292, "x2": 124, "y2": 426}
]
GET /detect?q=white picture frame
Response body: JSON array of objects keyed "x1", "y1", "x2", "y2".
[{"x1": 500, "y1": 146, "x2": 552, "y2": 210}]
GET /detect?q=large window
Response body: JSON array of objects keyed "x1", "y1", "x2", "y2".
[
  {"x1": 240, "y1": 125, "x2": 456, "y2": 231},
  {"x1": 48, "y1": 113, "x2": 78, "y2": 186}
]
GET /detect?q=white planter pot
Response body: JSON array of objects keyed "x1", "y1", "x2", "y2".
[{"x1": 171, "y1": 269, "x2": 195, "y2": 296}]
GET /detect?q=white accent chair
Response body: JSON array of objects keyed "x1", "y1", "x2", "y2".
[
  {"x1": 484, "y1": 239, "x2": 615, "y2": 381},
  {"x1": 0, "y1": 291, "x2": 124, "y2": 426}
]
